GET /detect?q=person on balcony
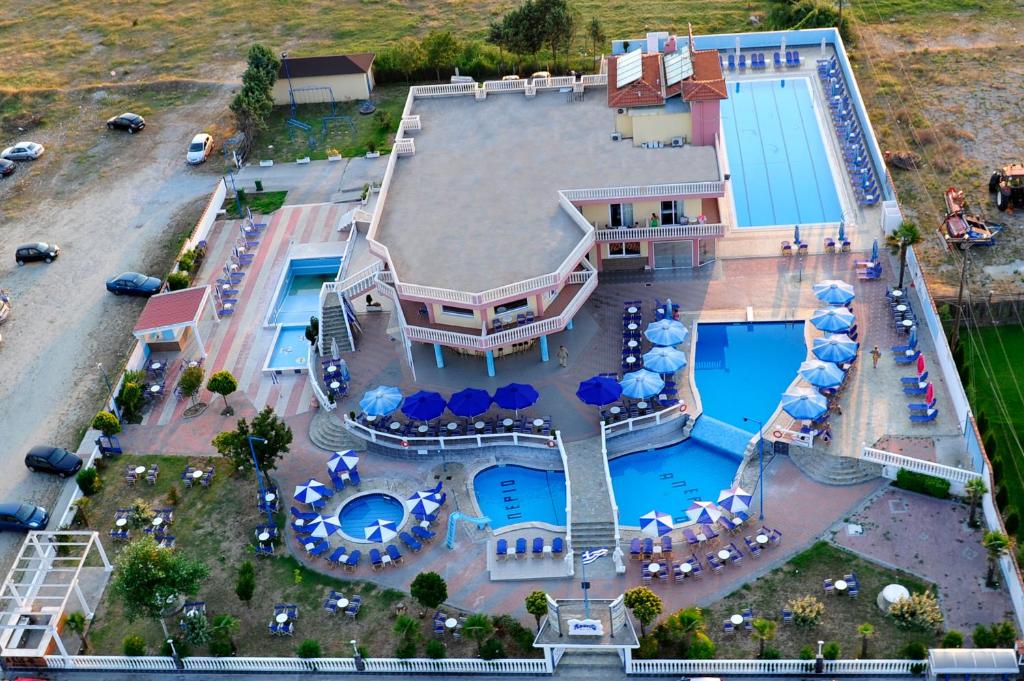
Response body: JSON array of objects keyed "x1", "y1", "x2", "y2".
[{"x1": 649, "y1": 213, "x2": 660, "y2": 228}]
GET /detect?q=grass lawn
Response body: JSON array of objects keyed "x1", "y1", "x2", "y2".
[
  {"x1": 962, "y1": 324, "x2": 1024, "y2": 538},
  {"x1": 696, "y1": 542, "x2": 939, "y2": 659},
  {"x1": 222, "y1": 190, "x2": 288, "y2": 218},
  {"x1": 254, "y1": 86, "x2": 408, "y2": 162},
  {"x1": 78, "y1": 454, "x2": 536, "y2": 659}
]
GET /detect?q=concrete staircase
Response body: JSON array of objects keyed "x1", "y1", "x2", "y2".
[
  {"x1": 789, "y1": 446, "x2": 882, "y2": 485},
  {"x1": 321, "y1": 292, "x2": 353, "y2": 354},
  {"x1": 308, "y1": 410, "x2": 360, "y2": 452},
  {"x1": 562, "y1": 438, "x2": 618, "y2": 553},
  {"x1": 569, "y1": 520, "x2": 617, "y2": 552},
  {"x1": 555, "y1": 650, "x2": 623, "y2": 672}
]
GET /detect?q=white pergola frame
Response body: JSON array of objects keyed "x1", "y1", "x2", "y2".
[
  {"x1": 0, "y1": 531, "x2": 112, "y2": 660},
  {"x1": 132, "y1": 285, "x2": 219, "y2": 358}
]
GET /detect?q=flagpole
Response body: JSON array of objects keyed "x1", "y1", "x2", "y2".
[{"x1": 582, "y1": 546, "x2": 590, "y2": 619}]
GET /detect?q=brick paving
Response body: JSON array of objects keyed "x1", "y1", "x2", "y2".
[{"x1": 831, "y1": 487, "x2": 1014, "y2": 634}]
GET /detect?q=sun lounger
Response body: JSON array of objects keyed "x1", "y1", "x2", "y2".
[
  {"x1": 344, "y1": 550, "x2": 361, "y2": 571},
  {"x1": 782, "y1": 608, "x2": 794, "y2": 623},
  {"x1": 532, "y1": 537, "x2": 544, "y2": 555},
  {"x1": 399, "y1": 532, "x2": 422, "y2": 553},
  {"x1": 630, "y1": 537, "x2": 642, "y2": 558},
  {"x1": 290, "y1": 506, "x2": 317, "y2": 521},
  {"x1": 642, "y1": 538, "x2": 653, "y2": 557},
  {"x1": 412, "y1": 526, "x2": 435, "y2": 542},
  {"x1": 903, "y1": 381, "x2": 930, "y2": 395},
  {"x1": 386, "y1": 544, "x2": 403, "y2": 564},
  {"x1": 370, "y1": 548, "x2": 384, "y2": 570},
  {"x1": 901, "y1": 372, "x2": 928, "y2": 385},
  {"x1": 683, "y1": 528, "x2": 699, "y2": 545},
  {"x1": 308, "y1": 540, "x2": 329, "y2": 557},
  {"x1": 515, "y1": 537, "x2": 527, "y2": 557},
  {"x1": 551, "y1": 537, "x2": 564, "y2": 555},
  {"x1": 910, "y1": 408, "x2": 939, "y2": 423},
  {"x1": 349, "y1": 469, "x2": 361, "y2": 486},
  {"x1": 908, "y1": 398, "x2": 937, "y2": 412},
  {"x1": 496, "y1": 539, "x2": 508, "y2": 557},
  {"x1": 894, "y1": 350, "x2": 920, "y2": 364},
  {"x1": 327, "y1": 546, "x2": 348, "y2": 566},
  {"x1": 661, "y1": 535, "x2": 672, "y2": 554}
]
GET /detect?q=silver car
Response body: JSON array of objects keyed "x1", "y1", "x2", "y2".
[{"x1": 1, "y1": 142, "x2": 44, "y2": 161}]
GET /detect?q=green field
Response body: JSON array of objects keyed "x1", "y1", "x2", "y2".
[{"x1": 962, "y1": 324, "x2": 1024, "y2": 536}]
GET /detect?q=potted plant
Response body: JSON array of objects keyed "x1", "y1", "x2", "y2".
[
  {"x1": 327, "y1": 148, "x2": 343, "y2": 162},
  {"x1": 365, "y1": 140, "x2": 380, "y2": 159},
  {"x1": 360, "y1": 183, "x2": 370, "y2": 205}
]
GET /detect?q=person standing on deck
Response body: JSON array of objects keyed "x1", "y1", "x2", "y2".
[
  {"x1": 871, "y1": 345, "x2": 881, "y2": 368},
  {"x1": 557, "y1": 345, "x2": 569, "y2": 368}
]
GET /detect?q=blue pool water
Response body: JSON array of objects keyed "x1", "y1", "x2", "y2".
[
  {"x1": 693, "y1": 321, "x2": 808, "y2": 432},
  {"x1": 270, "y1": 256, "x2": 341, "y2": 326},
  {"x1": 473, "y1": 465, "x2": 567, "y2": 529},
  {"x1": 267, "y1": 325, "x2": 309, "y2": 370},
  {"x1": 338, "y1": 493, "x2": 405, "y2": 539},
  {"x1": 720, "y1": 78, "x2": 843, "y2": 227}
]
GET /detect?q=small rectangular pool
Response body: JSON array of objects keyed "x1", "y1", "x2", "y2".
[
  {"x1": 266, "y1": 325, "x2": 310, "y2": 372},
  {"x1": 268, "y1": 256, "x2": 341, "y2": 326},
  {"x1": 721, "y1": 78, "x2": 843, "y2": 228}
]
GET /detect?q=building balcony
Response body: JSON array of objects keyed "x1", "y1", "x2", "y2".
[
  {"x1": 594, "y1": 222, "x2": 725, "y2": 242},
  {"x1": 392, "y1": 267, "x2": 597, "y2": 351}
]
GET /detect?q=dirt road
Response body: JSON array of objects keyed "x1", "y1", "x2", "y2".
[{"x1": 0, "y1": 87, "x2": 231, "y2": 565}]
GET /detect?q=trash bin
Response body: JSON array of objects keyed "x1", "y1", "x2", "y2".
[{"x1": 255, "y1": 179, "x2": 263, "y2": 192}]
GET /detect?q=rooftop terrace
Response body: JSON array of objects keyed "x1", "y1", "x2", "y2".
[{"x1": 376, "y1": 89, "x2": 720, "y2": 293}]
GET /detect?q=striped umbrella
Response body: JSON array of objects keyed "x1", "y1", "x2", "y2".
[
  {"x1": 639, "y1": 510, "x2": 674, "y2": 537},
  {"x1": 305, "y1": 514, "x2": 342, "y2": 539},
  {"x1": 685, "y1": 501, "x2": 723, "y2": 525},
  {"x1": 364, "y1": 519, "x2": 398, "y2": 543},
  {"x1": 717, "y1": 487, "x2": 752, "y2": 514},
  {"x1": 406, "y1": 491, "x2": 441, "y2": 517},
  {"x1": 294, "y1": 478, "x2": 330, "y2": 505},
  {"x1": 327, "y1": 450, "x2": 360, "y2": 473}
]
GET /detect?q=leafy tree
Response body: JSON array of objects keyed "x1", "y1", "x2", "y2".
[
  {"x1": 765, "y1": 0, "x2": 852, "y2": 42},
  {"x1": 965, "y1": 478, "x2": 988, "y2": 528},
  {"x1": 117, "y1": 376, "x2": 145, "y2": 423},
  {"x1": 623, "y1": 587, "x2": 663, "y2": 636},
  {"x1": 304, "y1": 316, "x2": 319, "y2": 345},
  {"x1": 123, "y1": 634, "x2": 146, "y2": 656},
  {"x1": 655, "y1": 606, "x2": 704, "y2": 655},
  {"x1": 178, "y1": 365, "x2": 205, "y2": 407},
  {"x1": 823, "y1": 641, "x2": 840, "y2": 660},
  {"x1": 212, "y1": 406, "x2": 293, "y2": 483},
  {"x1": 235, "y1": 561, "x2": 255, "y2": 604},
  {"x1": 422, "y1": 31, "x2": 460, "y2": 81},
  {"x1": 885, "y1": 221, "x2": 923, "y2": 290},
  {"x1": 480, "y1": 637, "x2": 506, "y2": 660},
  {"x1": 587, "y1": 17, "x2": 606, "y2": 56},
  {"x1": 537, "y1": 0, "x2": 578, "y2": 66},
  {"x1": 231, "y1": 44, "x2": 279, "y2": 156},
  {"x1": 207, "y1": 370, "x2": 238, "y2": 415},
  {"x1": 110, "y1": 536, "x2": 209, "y2": 621},
  {"x1": 181, "y1": 613, "x2": 212, "y2": 646},
  {"x1": 463, "y1": 613, "x2": 494, "y2": 655},
  {"x1": 391, "y1": 37, "x2": 425, "y2": 82},
  {"x1": 487, "y1": 20, "x2": 509, "y2": 66},
  {"x1": 524, "y1": 590, "x2": 548, "y2": 631},
  {"x1": 751, "y1": 618, "x2": 777, "y2": 658},
  {"x1": 857, "y1": 623, "x2": 875, "y2": 658},
  {"x1": 425, "y1": 638, "x2": 447, "y2": 659},
  {"x1": 502, "y1": 1, "x2": 545, "y2": 61},
  {"x1": 92, "y1": 410, "x2": 121, "y2": 437},
  {"x1": 211, "y1": 614, "x2": 240, "y2": 652},
  {"x1": 983, "y1": 531, "x2": 1010, "y2": 587},
  {"x1": 65, "y1": 611, "x2": 89, "y2": 652},
  {"x1": 688, "y1": 631, "x2": 716, "y2": 659},
  {"x1": 297, "y1": 639, "x2": 322, "y2": 658},
  {"x1": 941, "y1": 630, "x2": 963, "y2": 648},
  {"x1": 76, "y1": 467, "x2": 101, "y2": 496},
  {"x1": 410, "y1": 572, "x2": 448, "y2": 609}
]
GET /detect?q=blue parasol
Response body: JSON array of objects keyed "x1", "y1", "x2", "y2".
[
  {"x1": 294, "y1": 478, "x2": 330, "y2": 505},
  {"x1": 838, "y1": 222, "x2": 846, "y2": 243},
  {"x1": 685, "y1": 501, "x2": 723, "y2": 525},
  {"x1": 639, "y1": 510, "x2": 674, "y2": 537},
  {"x1": 447, "y1": 388, "x2": 491, "y2": 418},
  {"x1": 811, "y1": 334, "x2": 858, "y2": 363},
  {"x1": 781, "y1": 388, "x2": 829, "y2": 420},
  {"x1": 642, "y1": 346, "x2": 688, "y2": 374},
  {"x1": 364, "y1": 519, "x2": 398, "y2": 543},
  {"x1": 794, "y1": 224, "x2": 801, "y2": 245},
  {"x1": 405, "y1": 491, "x2": 441, "y2": 517},
  {"x1": 798, "y1": 360, "x2": 846, "y2": 388},
  {"x1": 717, "y1": 487, "x2": 752, "y2": 514},
  {"x1": 809, "y1": 307, "x2": 855, "y2": 333},
  {"x1": 401, "y1": 390, "x2": 447, "y2": 421},
  {"x1": 327, "y1": 450, "x2": 359, "y2": 473},
  {"x1": 644, "y1": 319, "x2": 689, "y2": 346},
  {"x1": 305, "y1": 513, "x2": 342, "y2": 538},
  {"x1": 871, "y1": 238, "x2": 879, "y2": 261},
  {"x1": 493, "y1": 383, "x2": 539, "y2": 411},
  {"x1": 359, "y1": 386, "x2": 403, "y2": 416},
  {"x1": 813, "y1": 279, "x2": 856, "y2": 305},
  {"x1": 576, "y1": 376, "x2": 623, "y2": 406},
  {"x1": 619, "y1": 369, "x2": 665, "y2": 399}
]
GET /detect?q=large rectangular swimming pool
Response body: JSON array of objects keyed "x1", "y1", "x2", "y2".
[
  {"x1": 269, "y1": 256, "x2": 341, "y2": 326},
  {"x1": 721, "y1": 78, "x2": 843, "y2": 228}
]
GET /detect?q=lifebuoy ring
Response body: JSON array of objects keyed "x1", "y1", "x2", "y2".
[
  {"x1": 679, "y1": 404, "x2": 688, "y2": 412},
  {"x1": 400, "y1": 439, "x2": 409, "y2": 448},
  {"x1": 772, "y1": 430, "x2": 783, "y2": 439},
  {"x1": 547, "y1": 440, "x2": 556, "y2": 448}
]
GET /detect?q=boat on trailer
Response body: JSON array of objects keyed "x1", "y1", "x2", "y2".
[{"x1": 941, "y1": 187, "x2": 1002, "y2": 247}]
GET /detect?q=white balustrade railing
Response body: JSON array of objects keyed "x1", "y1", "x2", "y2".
[
  {"x1": 857, "y1": 446, "x2": 982, "y2": 486},
  {"x1": 307, "y1": 343, "x2": 335, "y2": 411},
  {"x1": 562, "y1": 181, "x2": 724, "y2": 202},
  {"x1": 482, "y1": 78, "x2": 527, "y2": 92},
  {"x1": 336, "y1": 261, "x2": 385, "y2": 298},
  {"x1": 603, "y1": 402, "x2": 687, "y2": 438},
  {"x1": 45, "y1": 656, "x2": 179, "y2": 670},
  {"x1": 410, "y1": 82, "x2": 478, "y2": 97},
  {"x1": 401, "y1": 114, "x2": 421, "y2": 130},
  {"x1": 594, "y1": 223, "x2": 726, "y2": 241},
  {"x1": 556, "y1": 431, "x2": 573, "y2": 555},
  {"x1": 628, "y1": 658, "x2": 920, "y2": 675},
  {"x1": 41, "y1": 655, "x2": 549, "y2": 674},
  {"x1": 344, "y1": 415, "x2": 555, "y2": 450},
  {"x1": 581, "y1": 73, "x2": 607, "y2": 86}
]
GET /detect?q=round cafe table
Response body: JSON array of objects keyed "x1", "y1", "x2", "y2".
[
  {"x1": 446, "y1": 422, "x2": 458, "y2": 431},
  {"x1": 152, "y1": 517, "x2": 163, "y2": 527},
  {"x1": 627, "y1": 323, "x2": 638, "y2": 331},
  {"x1": 418, "y1": 425, "x2": 429, "y2": 434},
  {"x1": 627, "y1": 306, "x2": 638, "y2": 314},
  {"x1": 609, "y1": 406, "x2": 621, "y2": 415},
  {"x1": 730, "y1": 614, "x2": 744, "y2": 626},
  {"x1": 445, "y1": 617, "x2": 458, "y2": 629},
  {"x1": 637, "y1": 401, "x2": 648, "y2": 411},
  {"x1": 366, "y1": 415, "x2": 378, "y2": 423},
  {"x1": 718, "y1": 549, "x2": 731, "y2": 561},
  {"x1": 134, "y1": 466, "x2": 146, "y2": 475},
  {"x1": 258, "y1": 531, "x2": 270, "y2": 542},
  {"x1": 329, "y1": 381, "x2": 341, "y2": 390},
  {"x1": 192, "y1": 470, "x2": 204, "y2": 479},
  {"x1": 679, "y1": 562, "x2": 692, "y2": 574},
  {"x1": 756, "y1": 534, "x2": 769, "y2": 545},
  {"x1": 265, "y1": 492, "x2": 276, "y2": 502},
  {"x1": 901, "y1": 319, "x2": 914, "y2": 328},
  {"x1": 115, "y1": 518, "x2": 127, "y2": 527},
  {"x1": 276, "y1": 613, "x2": 288, "y2": 624},
  {"x1": 895, "y1": 304, "x2": 908, "y2": 312},
  {"x1": 150, "y1": 362, "x2": 162, "y2": 371},
  {"x1": 627, "y1": 340, "x2": 638, "y2": 349},
  {"x1": 533, "y1": 418, "x2": 544, "y2": 428},
  {"x1": 150, "y1": 385, "x2": 161, "y2": 394},
  {"x1": 389, "y1": 422, "x2": 401, "y2": 431},
  {"x1": 891, "y1": 289, "x2": 903, "y2": 298},
  {"x1": 647, "y1": 562, "x2": 661, "y2": 574},
  {"x1": 502, "y1": 418, "x2": 514, "y2": 431},
  {"x1": 474, "y1": 421, "x2": 485, "y2": 430},
  {"x1": 326, "y1": 364, "x2": 337, "y2": 373},
  {"x1": 625, "y1": 356, "x2": 637, "y2": 366},
  {"x1": 834, "y1": 579, "x2": 848, "y2": 592},
  {"x1": 336, "y1": 598, "x2": 349, "y2": 609},
  {"x1": 221, "y1": 283, "x2": 232, "y2": 291}
]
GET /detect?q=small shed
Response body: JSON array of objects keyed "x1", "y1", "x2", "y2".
[
  {"x1": 132, "y1": 286, "x2": 218, "y2": 357},
  {"x1": 927, "y1": 648, "x2": 1019, "y2": 681},
  {"x1": 273, "y1": 53, "x2": 376, "y2": 106}
]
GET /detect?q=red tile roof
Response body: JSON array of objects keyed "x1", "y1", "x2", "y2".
[
  {"x1": 133, "y1": 286, "x2": 208, "y2": 333},
  {"x1": 681, "y1": 50, "x2": 727, "y2": 102},
  {"x1": 607, "y1": 53, "x2": 665, "y2": 109}
]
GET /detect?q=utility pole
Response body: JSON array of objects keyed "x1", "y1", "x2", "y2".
[
  {"x1": 950, "y1": 241, "x2": 973, "y2": 350},
  {"x1": 838, "y1": 0, "x2": 844, "y2": 27}
]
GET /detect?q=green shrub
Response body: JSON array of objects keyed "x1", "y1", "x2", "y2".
[
  {"x1": 984, "y1": 433, "x2": 998, "y2": 458},
  {"x1": 799, "y1": 644, "x2": 815, "y2": 660},
  {"x1": 687, "y1": 631, "x2": 716, "y2": 659},
  {"x1": 512, "y1": 624, "x2": 535, "y2": 652},
  {"x1": 788, "y1": 595, "x2": 825, "y2": 626},
  {"x1": 127, "y1": 498, "x2": 155, "y2": 528},
  {"x1": 973, "y1": 624, "x2": 996, "y2": 648},
  {"x1": 889, "y1": 591, "x2": 944, "y2": 629},
  {"x1": 636, "y1": 635, "x2": 659, "y2": 659},
  {"x1": 395, "y1": 637, "x2": 417, "y2": 658},
  {"x1": 92, "y1": 410, "x2": 121, "y2": 437},
  {"x1": 1005, "y1": 510, "x2": 1019, "y2": 535},
  {"x1": 76, "y1": 467, "x2": 101, "y2": 496},
  {"x1": 236, "y1": 188, "x2": 247, "y2": 204},
  {"x1": 116, "y1": 379, "x2": 145, "y2": 424},
  {"x1": 895, "y1": 469, "x2": 950, "y2": 499},
  {"x1": 763, "y1": 647, "x2": 782, "y2": 660},
  {"x1": 823, "y1": 641, "x2": 840, "y2": 660},
  {"x1": 167, "y1": 271, "x2": 190, "y2": 291},
  {"x1": 235, "y1": 561, "x2": 255, "y2": 603},
  {"x1": 160, "y1": 636, "x2": 190, "y2": 658},
  {"x1": 902, "y1": 641, "x2": 928, "y2": 659},
  {"x1": 479, "y1": 637, "x2": 505, "y2": 660},
  {"x1": 209, "y1": 637, "x2": 234, "y2": 656},
  {"x1": 178, "y1": 251, "x2": 196, "y2": 273},
  {"x1": 996, "y1": 485, "x2": 1008, "y2": 508},
  {"x1": 910, "y1": 662, "x2": 927, "y2": 675},
  {"x1": 374, "y1": 109, "x2": 394, "y2": 131},
  {"x1": 123, "y1": 634, "x2": 146, "y2": 656},
  {"x1": 425, "y1": 639, "x2": 447, "y2": 659},
  {"x1": 941, "y1": 630, "x2": 964, "y2": 648},
  {"x1": 297, "y1": 639, "x2": 321, "y2": 658},
  {"x1": 973, "y1": 621, "x2": 1017, "y2": 648}
]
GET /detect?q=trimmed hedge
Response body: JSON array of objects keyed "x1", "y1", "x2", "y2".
[{"x1": 894, "y1": 469, "x2": 950, "y2": 499}]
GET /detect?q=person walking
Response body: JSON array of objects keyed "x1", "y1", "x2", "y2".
[
  {"x1": 557, "y1": 345, "x2": 569, "y2": 368},
  {"x1": 871, "y1": 345, "x2": 881, "y2": 368}
]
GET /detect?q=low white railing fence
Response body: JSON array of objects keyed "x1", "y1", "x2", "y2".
[
  {"x1": 307, "y1": 343, "x2": 335, "y2": 412},
  {"x1": 627, "y1": 658, "x2": 920, "y2": 675},
  {"x1": 184, "y1": 178, "x2": 227, "y2": 253},
  {"x1": 336, "y1": 261, "x2": 385, "y2": 298},
  {"x1": 343, "y1": 415, "x2": 556, "y2": 450},
  {"x1": 594, "y1": 223, "x2": 726, "y2": 241},
  {"x1": 394, "y1": 138, "x2": 415, "y2": 155},
  {"x1": 597, "y1": 427, "x2": 622, "y2": 565},
  {"x1": 562, "y1": 181, "x2": 724, "y2": 203},
  {"x1": 857, "y1": 445, "x2": 983, "y2": 493},
  {"x1": 555, "y1": 430, "x2": 573, "y2": 561},
  {"x1": 603, "y1": 403, "x2": 687, "y2": 438}
]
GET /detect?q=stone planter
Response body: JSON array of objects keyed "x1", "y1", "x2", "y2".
[{"x1": 365, "y1": 151, "x2": 380, "y2": 159}]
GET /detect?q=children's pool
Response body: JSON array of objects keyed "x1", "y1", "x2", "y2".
[
  {"x1": 338, "y1": 493, "x2": 405, "y2": 541},
  {"x1": 266, "y1": 325, "x2": 309, "y2": 371}
]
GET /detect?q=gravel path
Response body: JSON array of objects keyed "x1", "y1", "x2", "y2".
[{"x1": 0, "y1": 88, "x2": 231, "y2": 567}]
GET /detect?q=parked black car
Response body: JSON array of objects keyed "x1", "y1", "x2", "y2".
[
  {"x1": 24, "y1": 445, "x2": 83, "y2": 477},
  {"x1": 0, "y1": 159, "x2": 14, "y2": 177},
  {"x1": 105, "y1": 272, "x2": 163, "y2": 297},
  {"x1": 107, "y1": 112, "x2": 146, "y2": 133},
  {"x1": 0, "y1": 502, "x2": 50, "y2": 532},
  {"x1": 15, "y1": 242, "x2": 59, "y2": 265}
]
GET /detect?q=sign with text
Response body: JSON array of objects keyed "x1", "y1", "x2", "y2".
[{"x1": 567, "y1": 618, "x2": 604, "y2": 636}]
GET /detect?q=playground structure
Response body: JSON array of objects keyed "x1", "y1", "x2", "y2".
[
  {"x1": 941, "y1": 187, "x2": 1002, "y2": 247},
  {"x1": 445, "y1": 511, "x2": 491, "y2": 550},
  {"x1": 988, "y1": 162, "x2": 1024, "y2": 211},
  {"x1": 284, "y1": 85, "x2": 357, "y2": 149}
]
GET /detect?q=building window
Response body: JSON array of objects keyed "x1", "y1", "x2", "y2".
[
  {"x1": 661, "y1": 200, "x2": 685, "y2": 225},
  {"x1": 441, "y1": 305, "x2": 474, "y2": 318},
  {"x1": 494, "y1": 298, "x2": 529, "y2": 315},
  {"x1": 607, "y1": 242, "x2": 642, "y2": 258},
  {"x1": 609, "y1": 203, "x2": 634, "y2": 228}
]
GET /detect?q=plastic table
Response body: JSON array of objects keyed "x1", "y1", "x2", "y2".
[
  {"x1": 276, "y1": 613, "x2": 288, "y2": 623},
  {"x1": 258, "y1": 532, "x2": 270, "y2": 542},
  {"x1": 192, "y1": 470, "x2": 204, "y2": 479},
  {"x1": 679, "y1": 562, "x2": 692, "y2": 573},
  {"x1": 134, "y1": 466, "x2": 147, "y2": 475},
  {"x1": 647, "y1": 562, "x2": 661, "y2": 574},
  {"x1": 756, "y1": 534, "x2": 769, "y2": 544},
  {"x1": 718, "y1": 549, "x2": 731, "y2": 561},
  {"x1": 730, "y1": 614, "x2": 743, "y2": 625},
  {"x1": 445, "y1": 617, "x2": 458, "y2": 629},
  {"x1": 115, "y1": 518, "x2": 127, "y2": 527}
]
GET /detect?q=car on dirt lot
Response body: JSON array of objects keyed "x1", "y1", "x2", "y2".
[
  {"x1": 186, "y1": 133, "x2": 214, "y2": 164},
  {"x1": 0, "y1": 159, "x2": 14, "y2": 177},
  {"x1": 1, "y1": 141, "x2": 44, "y2": 161},
  {"x1": 107, "y1": 112, "x2": 146, "y2": 133},
  {"x1": 15, "y1": 242, "x2": 59, "y2": 265},
  {"x1": 0, "y1": 502, "x2": 49, "y2": 532},
  {"x1": 105, "y1": 271, "x2": 163, "y2": 297},
  {"x1": 24, "y1": 445, "x2": 83, "y2": 477}
]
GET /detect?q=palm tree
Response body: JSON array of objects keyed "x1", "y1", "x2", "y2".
[
  {"x1": 965, "y1": 478, "x2": 988, "y2": 528},
  {"x1": 983, "y1": 531, "x2": 1010, "y2": 587},
  {"x1": 857, "y1": 623, "x2": 875, "y2": 658},
  {"x1": 751, "y1": 618, "x2": 776, "y2": 658},
  {"x1": 64, "y1": 611, "x2": 89, "y2": 653},
  {"x1": 885, "y1": 221, "x2": 922, "y2": 290}
]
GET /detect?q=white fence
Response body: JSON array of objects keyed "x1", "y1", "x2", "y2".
[
  {"x1": 555, "y1": 431, "x2": 574, "y2": 563},
  {"x1": 343, "y1": 415, "x2": 556, "y2": 450},
  {"x1": 183, "y1": 178, "x2": 227, "y2": 253},
  {"x1": 628, "y1": 658, "x2": 920, "y2": 675},
  {"x1": 562, "y1": 182, "x2": 724, "y2": 202},
  {"x1": 603, "y1": 403, "x2": 686, "y2": 438},
  {"x1": 857, "y1": 445, "x2": 982, "y2": 495},
  {"x1": 594, "y1": 223, "x2": 726, "y2": 241}
]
